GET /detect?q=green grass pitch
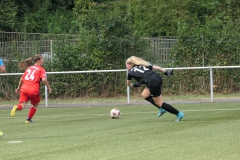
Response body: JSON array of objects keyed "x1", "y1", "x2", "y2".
[{"x1": 1, "y1": 102, "x2": 240, "y2": 160}]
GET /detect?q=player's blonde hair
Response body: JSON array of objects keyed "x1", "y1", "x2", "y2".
[
  {"x1": 18, "y1": 54, "x2": 42, "y2": 70},
  {"x1": 126, "y1": 56, "x2": 151, "y2": 66}
]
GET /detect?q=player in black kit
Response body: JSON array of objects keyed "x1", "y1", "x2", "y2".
[{"x1": 126, "y1": 56, "x2": 184, "y2": 122}]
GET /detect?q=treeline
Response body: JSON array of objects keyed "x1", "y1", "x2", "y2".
[
  {"x1": 1, "y1": 0, "x2": 239, "y2": 67},
  {"x1": 1, "y1": 0, "x2": 239, "y2": 64},
  {"x1": 0, "y1": 0, "x2": 239, "y2": 37}
]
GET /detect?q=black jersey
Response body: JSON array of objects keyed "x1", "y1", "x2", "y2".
[{"x1": 127, "y1": 65, "x2": 157, "y2": 84}]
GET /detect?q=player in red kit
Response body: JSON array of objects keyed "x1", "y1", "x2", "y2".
[{"x1": 11, "y1": 54, "x2": 52, "y2": 123}]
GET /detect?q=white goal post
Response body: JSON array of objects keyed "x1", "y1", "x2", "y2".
[{"x1": 1, "y1": 66, "x2": 239, "y2": 107}]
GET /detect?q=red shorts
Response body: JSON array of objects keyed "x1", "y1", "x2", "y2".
[{"x1": 19, "y1": 92, "x2": 40, "y2": 105}]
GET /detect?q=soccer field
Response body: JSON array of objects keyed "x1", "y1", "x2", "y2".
[{"x1": 1, "y1": 102, "x2": 240, "y2": 160}]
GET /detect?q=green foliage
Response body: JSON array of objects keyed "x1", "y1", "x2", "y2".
[
  {"x1": 45, "y1": 0, "x2": 151, "y2": 98},
  {"x1": 0, "y1": 0, "x2": 77, "y2": 33},
  {"x1": 171, "y1": 0, "x2": 240, "y2": 94},
  {"x1": 1, "y1": 0, "x2": 240, "y2": 36},
  {"x1": 42, "y1": 0, "x2": 150, "y2": 98},
  {"x1": 1, "y1": 0, "x2": 240, "y2": 99},
  {"x1": 46, "y1": 10, "x2": 78, "y2": 34},
  {"x1": 128, "y1": 0, "x2": 200, "y2": 36},
  {"x1": 0, "y1": 0, "x2": 18, "y2": 31}
]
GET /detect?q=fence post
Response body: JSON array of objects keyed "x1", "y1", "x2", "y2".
[
  {"x1": 45, "y1": 85, "x2": 48, "y2": 107},
  {"x1": 127, "y1": 70, "x2": 130, "y2": 104},
  {"x1": 127, "y1": 86, "x2": 130, "y2": 104},
  {"x1": 50, "y1": 40, "x2": 53, "y2": 63},
  {"x1": 210, "y1": 67, "x2": 214, "y2": 102}
]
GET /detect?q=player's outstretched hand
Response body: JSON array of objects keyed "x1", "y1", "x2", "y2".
[{"x1": 164, "y1": 69, "x2": 174, "y2": 77}]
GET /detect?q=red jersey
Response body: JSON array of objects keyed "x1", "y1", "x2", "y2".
[{"x1": 20, "y1": 65, "x2": 47, "y2": 95}]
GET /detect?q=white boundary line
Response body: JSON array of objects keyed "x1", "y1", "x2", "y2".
[{"x1": 8, "y1": 141, "x2": 23, "y2": 144}]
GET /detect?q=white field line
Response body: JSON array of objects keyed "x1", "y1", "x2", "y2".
[{"x1": 1, "y1": 108, "x2": 240, "y2": 119}]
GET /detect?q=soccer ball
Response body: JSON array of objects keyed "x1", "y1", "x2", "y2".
[{"x1": 110, "y1": 108, "x2": 121, "y2": 119}]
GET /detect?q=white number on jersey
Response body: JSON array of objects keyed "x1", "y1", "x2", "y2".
[
  {"x1": 25, "y1": 69, "x2": 36, "y2": 81},
  {"x1": 133, "y1": 66, "x2": 149, "y2": 73}
]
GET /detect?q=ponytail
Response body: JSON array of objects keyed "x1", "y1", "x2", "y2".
[
  {"x1": 18, "y1": 54, "x2": 43, "y2": 70},
  {"x1": 18, "y1": 58, "x2": 33, "y2": 71}
]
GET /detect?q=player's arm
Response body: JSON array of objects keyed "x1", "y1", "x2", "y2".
[
  {"x1": 42, "y1": 77, "x2": 52, "y2": 93},
  {"x1": 0, "y1": 60, "x2": 6, "y2": 73},
  {"x1": 126, "y1": 80, "x2": 132, "y2": 87},
  {"x1": 126, "y1": 80, "x2": 141, "y2": 87},
  {"x1": 0, "y1": 66, "x2": 6, "y2": 73},
  {"x1": 152, "y1": 65, "x2": 166, "y2": 73},
  {"x1": 15, "y1": 78, "x2": 23, "y2": 94},
  {"x1": 153, "y1": 65, "x2": 173, "y2": 77}
]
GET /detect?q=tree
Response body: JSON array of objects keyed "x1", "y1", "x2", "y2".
[
  {"x1": 128, "y1": 0, "x2": 200, "y2": 36},
  {"x1": 0, "y1": 0, "x2": 18, "y2": 31}
]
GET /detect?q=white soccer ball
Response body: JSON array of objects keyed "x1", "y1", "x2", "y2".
[{"x1": 110, "y1": 108, "x2": 121, "y2": 119}]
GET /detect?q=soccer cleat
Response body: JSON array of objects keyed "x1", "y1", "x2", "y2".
[
  {"x1": 157, "y1": 108, "x2": 166, "y2": 117},
  {"x1": 10, "y1": 105, "x2": 18, "y2": 117},
  {"x1": 25, "y1": 119, "x2": 34, "y2": 124},
  {"x1": 176, "y1": 112, "x2": 184, "y2": 122}
]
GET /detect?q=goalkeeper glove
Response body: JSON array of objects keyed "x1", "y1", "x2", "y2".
[{"x1": 164, "y1": 69, "x2": 174, "y2": 77}]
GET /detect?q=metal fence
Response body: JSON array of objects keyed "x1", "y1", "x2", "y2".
[
  {"x1": 1, "y1": 66, "x2": 240, "y2": 106},
  {"x1": 0, "y1": 32, "x2": 176, "y2": 68},
  {"x1": 1, "y1": 32, "x2": 239, "y2": 103},
  {"x1": 0, "y1": 32, "x2": 80, "y2": 62}
]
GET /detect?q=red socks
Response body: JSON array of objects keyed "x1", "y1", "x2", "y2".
[
  {"x1": 17, "y1": 104, "x2": 23, "y2": 110},
  {"x1": 28, "y1": 107, "x2": 37, "y2": 119}
]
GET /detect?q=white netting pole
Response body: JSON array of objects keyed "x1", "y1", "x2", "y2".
[
  {"x1": 210, "y1": 67, "x2": 214, "y2": 102},
  {"x1": 45, "y1": 85, "x2": 48, "y2": 107}
]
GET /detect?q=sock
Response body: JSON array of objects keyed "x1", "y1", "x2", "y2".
[
  {"x1": 161, "y1": 102, "x2": 179, "y2": 115},
  {"x1": 17, "y1": 104, "x2": 23, "y2": 110},
  {"x1": 145, "y1": 96, "x2": 160, "y2": 108},
  {"x1": 28, "y1": 107, "x2": 37, "y2": 119}
]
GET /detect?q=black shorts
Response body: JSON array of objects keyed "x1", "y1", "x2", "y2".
[{"x1": 146, "y1": 75, "x2": 162, "y2": 97}]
